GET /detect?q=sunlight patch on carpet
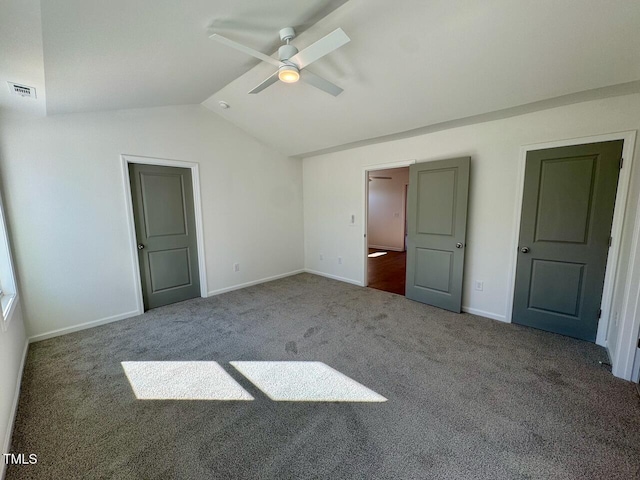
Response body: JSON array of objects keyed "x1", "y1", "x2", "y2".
[
  {"x1": 121, "y1": 361, "x2": 254, "y2": 400},
  {"x1": 368, "y1": 251, "x2": 388, "y2": 258},
  {"x1": 230, "y1": 361, "x2": 387, "y2": 402}
]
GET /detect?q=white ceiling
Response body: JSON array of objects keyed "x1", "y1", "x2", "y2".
[
  {"x1": 39, "y1": 0, "x2": 347, "y2": 114},
  {"x1": 1, "y1": 0, "x2": 639, "y2": 157},
  {"x1": 205, "y1": 0, "x2": 640, "y2": 156}
]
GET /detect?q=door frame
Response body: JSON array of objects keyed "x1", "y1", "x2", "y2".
[
  {"x1": 362, "y1": 160, "x2": 416, "y2": 286},
  {"x1": 506, "y1": 131, "x2": 637, "y2": 351},
  {"x1": 121, "y1": 154, "x2": 208, "y2": 314},
  {"x1": 403, "y1": 183, "x2": 409, "y2": 251}
]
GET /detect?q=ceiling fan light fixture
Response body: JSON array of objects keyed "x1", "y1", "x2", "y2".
[{"x1": 278, "y1": 65, "x2": 300, "y2": 83}]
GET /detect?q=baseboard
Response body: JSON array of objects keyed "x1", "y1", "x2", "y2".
[
  {"x1": 29, "y1": 310, "x2": 141, "y2": 344},
  {"x1": 304, "y1": 269, "x2": 363, "y2": 286},
  {"x1": 1, "y1": 339, "x2": 29, "y2": 480},
  {"x1": 207, "y1": 270, "x2": 305, "y2": 297},
  {"x1": 606, "y1": 344, "x2": 614, "y2": 366},
  {"x1": 368, "y1": 245, "x2": 404, "y2": 252},
  {"x1": 29, "y1": 271, "x2": 307, "y2": 342},
  {"x1": 462, "y1": 306, "x2": 508, "y2": 323}
]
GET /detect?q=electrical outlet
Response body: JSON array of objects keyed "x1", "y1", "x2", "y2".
[
  {"x1": 474, "y1": 281, "x2": 483, "y2": 291},
  {"x1": 338, "y1": 257, "x2": 343, "y2": 265},
  {"x1": 319, "y1": 254, "x2": 324, "y2": 261},
  {"x1": 233, "y1": 263, "x2": 240, "y2": 272}
]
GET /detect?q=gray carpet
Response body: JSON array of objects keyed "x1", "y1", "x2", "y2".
[{"x1": 7, "y1": 273, "x2": 640, "y2": 479}]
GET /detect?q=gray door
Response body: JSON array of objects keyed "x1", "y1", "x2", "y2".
[
  {"x1": 129, "y1": 163, "x2": 201, "y2": 310},
  {"x1": 512, "y1": 141, "x2": 622, "y2": 341},
  {"x1": 405, "y1": 157, "x2": 470, "y2": 312}
]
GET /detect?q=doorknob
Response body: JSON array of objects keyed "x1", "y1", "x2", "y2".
[
  {"x1": 520, "y1": 246, "x2": 530, "y2": 253},
  {"x1": 456, "y1": 242, "x2": 463, "y2": 249},
  {"x1": 137, "y1": 244, "x2": 145, "y2": 250}
]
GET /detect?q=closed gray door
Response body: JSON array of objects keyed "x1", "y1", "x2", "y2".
[
  {"x1": 512, "y1": 141, "x2": 622, "y2": 341},
  {"x1": 405, "y1": 157, "x2": 470, "y2": 312},
  {"x1": 129, "y1": 163, "x2": 201, "y2": 310}
]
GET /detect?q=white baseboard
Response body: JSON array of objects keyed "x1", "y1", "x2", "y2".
[
  {"x1": 368, "y1": 245, "x2": 404, "y2": 252},
  {"x1": 462, "y1": 306, "x2": 508, "y2": 323},
  {"x1": 29, "y1": 271, "x2": 307, "y2": 342},
  {"x1": 29, "y1": 310, "x2": 141, "y2": 344},
  {"x1": 207, "y1": 270, "x2": 305, "y2": 297},
  {"x1": 606, "y1": 344, "x2": 614, "y2": 365},
  {"x1": 1, "y1": 339, "x2": 29, "y2": 480},
  {"x1": 304, "y1": 269, "x2": 363, "y2": 286}
]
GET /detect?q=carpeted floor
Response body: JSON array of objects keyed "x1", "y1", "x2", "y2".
[{"x1": 7, "y1": 273, "x2": 640, "y2": 479}]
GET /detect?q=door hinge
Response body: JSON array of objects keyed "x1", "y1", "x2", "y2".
[
  {"x1": 608, "y1": 236, "x2": 612, "y2": 247},
  {"x1": 620, "y1": 157, "x2": 624, "y2": 169},
  {"x1": 598, "y1": 309, "x2": 602, "y2": 319},
  {"x1": 637, "y1": 337, "x2": 640, "y2": 349}
]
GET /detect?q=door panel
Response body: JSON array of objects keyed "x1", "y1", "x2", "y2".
[
  {"x1": 528, "y1": 260, "x2": 584, "y2": 316},
  {"x1": 416, "y1": 169, "x2": 456, "y2": 235},
  {"x1": 406, "y1": 157, "x2": 470, "y2": 312},
  {"x1": 534, "y1": 156, "x2": 596, "y2": 243},
  {"x1": 414, "y1": 248, "x2": 452, "y2": 293},
  {"x1": 140, "y1": 173, "x2": 188, "y2": 237},
  {"x1": 512, "y1": 141, "x2": 622, "y2": 341},
  {"x1": 129, "y1": 164, "x2": 200, "y2": 310},
  {"x1": 148, "y1": 248, "x2": 192, "y2": 292}
]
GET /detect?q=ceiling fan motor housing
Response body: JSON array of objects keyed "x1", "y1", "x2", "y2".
[
  {"x1": 278, "y1": 44, "x2": 298, "y2": 61},
  {"x1": 279, "y1": 27, "x2": 296, "y2": 42}
]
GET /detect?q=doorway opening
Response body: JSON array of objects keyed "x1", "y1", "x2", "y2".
[
  {"x1": 121, "y1": 155, "x2": 208, "y2": 314},
  {"x1": 366, "y1": 167, "x2": 409, "y2": 295}
]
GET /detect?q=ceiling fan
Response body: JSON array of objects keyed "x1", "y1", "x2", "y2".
[{"x1": 210, "y1": 27, "x2": 350, "y2": 96}]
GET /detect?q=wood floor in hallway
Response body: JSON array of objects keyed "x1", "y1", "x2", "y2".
[{"x1": 367, "y1": 249, "x2": 406, "y2": 295}]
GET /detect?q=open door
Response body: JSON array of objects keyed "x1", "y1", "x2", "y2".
[
  {"x1": 405, "y1": 157, "x2": 470, "y2": 312},
  {"x1": 129, "y1": 163, "x2": 201, "y2": 310},
  {"x1": 512, "y1": 141, "x2": 622, "y2": 341}
]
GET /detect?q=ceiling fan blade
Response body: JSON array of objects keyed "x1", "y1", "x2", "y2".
[
  {"x1": 300, "y1": 70, "x2": 343, "y2": 97},
  {"x1": 210, "y1": 34, "x2": 281, "y2": 68},
  {"x1": 248, "y1": 72, "x2": 279, "y2": 94},
  {"x1": 290, "y1": 28, "x2": 350, "y2": 69}
]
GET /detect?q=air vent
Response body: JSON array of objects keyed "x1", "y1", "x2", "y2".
[{"x1": 7, "y1": 82, "x2": 36, "y2": 99}]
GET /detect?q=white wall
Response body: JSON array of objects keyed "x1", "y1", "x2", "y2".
[
  {"x1": 0, "y1": 302, "x2": 27, "y2": 480},
  {"x1": 0, "y1": 105, "x2": 304, "y2": 339},
  {"x1": 303, "y1": 94, "x2": 640, "y2": 371},
  {"x1": 367, "y1": 167, "x2": 409, "y2": 251}
]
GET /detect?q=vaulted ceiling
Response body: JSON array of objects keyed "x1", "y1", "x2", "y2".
[
  {"x1": 40, "y1": 0, "x2": 348, "y2": 114},
  {"x1": 2, "y1": 0, "x2": 639, "y2": 157},
  {"x1": 0, "y1": 0, "x2": 347, "y2": 116},
  {"x1": 205, "y1": 0, "x2": 640, "y2": 156}
]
